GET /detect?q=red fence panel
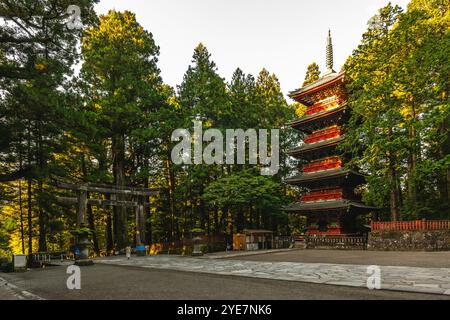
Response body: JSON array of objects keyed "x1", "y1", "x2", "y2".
[{"x1": 371, "y1": 220, "x2": 450, "y2": 231}]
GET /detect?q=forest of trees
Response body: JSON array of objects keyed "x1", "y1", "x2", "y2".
[
  {"x1": 0, "y1": 0, "x2": 299, "y2": 256},
  {"x1": 342, "y1": 0, "x2": 450, "y2": 221},
  {"x1": 0, "y1": 0, "x2": 449, "y2": 257}
]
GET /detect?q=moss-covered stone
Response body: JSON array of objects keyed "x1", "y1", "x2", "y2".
[{"x1": 368, "y1": 230, "x2": 450, "y2": 251}]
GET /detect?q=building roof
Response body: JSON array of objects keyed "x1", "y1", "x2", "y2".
[
  {"x1": 283, "y1": 199, "x2": 377, "y2": 213},
  {"x1": 242, "y1": 229, "x2": 273, "y2": 234},
  {"x1": 289, "y1": 71, "x2": 343, "y2": 98},
  {"x1": 285, "y1": 168, "x2": 366, "y2": 185},
  {"x1": 289, "y1": 135, "x2": 344, "y2": 156},
  {"x1": 289, "y1": 104, "x2": 347, "y2": 130}
]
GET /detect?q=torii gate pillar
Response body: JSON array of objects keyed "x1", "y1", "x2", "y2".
[{"x1": 75, "y1": 186, "x2": 93, "y2": 266}]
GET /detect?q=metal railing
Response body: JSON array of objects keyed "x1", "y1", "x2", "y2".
[{"x1": 306, "y1": 236, "x2": 367, "y2": 250}]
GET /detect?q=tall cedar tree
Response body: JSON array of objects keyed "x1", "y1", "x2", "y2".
[{"x1": 80, "y1": 10, "x2": 162, "y2": 249}]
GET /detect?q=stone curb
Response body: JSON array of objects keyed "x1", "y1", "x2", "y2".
[
  {"x1": 0, "y1": 276, "x2": 45, "y2": 300},
  {"x1": 201, "y1": 248, "x2": 299, "y2": 259}
]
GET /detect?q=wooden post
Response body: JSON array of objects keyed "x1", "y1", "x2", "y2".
[
  {"x1": 77, "y1": 186, "x2": 87, "y2": 226},
  {"x1": 75, "y1": 185, "x2": 93, "y2": 266},
  {"x1": 135, "y1": 202, "x2": 145, "y2": 246}
]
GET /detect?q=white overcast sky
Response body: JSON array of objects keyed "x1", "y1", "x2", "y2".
[{"x1": 94, "y1": 0, "x2": 410, "y2": 99}]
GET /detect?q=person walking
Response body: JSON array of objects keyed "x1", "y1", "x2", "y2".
[{"x1": 126, "y1": 245, "x2": 131, "y2": 260}]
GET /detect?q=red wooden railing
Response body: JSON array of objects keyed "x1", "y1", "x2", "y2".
[
  {"x1": 371, "y1": 220, "x2": 450, "y2": 231},
  {"x1": 301, "y1": 188, "x2": 343, "y2": 202},
  {"x1": 303, "y1": 156, "x2": 342, "y2": 173},
  {"x1": 304, "y1": 126, "x2": 342, "y2": 144},
  {"x1": 306, "y1": 96, "x2": 343, "y2": 115}
]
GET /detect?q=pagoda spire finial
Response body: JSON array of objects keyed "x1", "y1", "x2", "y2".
[{"x1": 326, "y1": 29, "x2": 335, "y2": 74}]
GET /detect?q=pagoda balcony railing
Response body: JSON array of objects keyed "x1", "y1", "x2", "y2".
[
  {"x1": 301, "y1": 188, "x2": 343, "y2": 203},
  {"x1": 304, "y1": 126, "x2": 342, "y2": 144},
  {"x1": 303, "y1": 156, "x2": 342, "y2": 173},
  {"x1": 306, "y1": 95, "x2": 343, "y2": 116}
]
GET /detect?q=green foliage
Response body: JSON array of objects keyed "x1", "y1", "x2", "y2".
[
  {"x1": 343, "y1": 1, "x2": 450, "y2": 220},
  {"x1": 3, "y1": 0, "x2": 448, "y2": 258},
  {"x1": 0, "y1": 0, "x2": 99, "y2": 254},
  {"x1": 303, "y1": 62, "x2": 321, "y2": 86}
]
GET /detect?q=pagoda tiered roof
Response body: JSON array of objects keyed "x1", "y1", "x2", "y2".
[
  {"x1": 289, "y1": 104, "x2": 347, "y2": 133},
  {"x1": 285, "y1": 168, "x2": 366, "y2": 186},
  {"x1": 289, "y1": 135, "x2": 344, "y2": 157},
  {"x1": 289, "y1": 71, "x2": 345, "y2": 106},
  {"x1": 284, "y1": 199, "x2": 376, "y2": 213}
]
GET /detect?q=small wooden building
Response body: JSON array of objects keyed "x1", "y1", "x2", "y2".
[{"x1": 233, "y1": 229, "x2": 274, "y2": 251}]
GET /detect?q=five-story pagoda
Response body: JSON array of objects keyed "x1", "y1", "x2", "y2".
[{"x1": 285, "y1": 31, "x2": 375, "y2": 237}]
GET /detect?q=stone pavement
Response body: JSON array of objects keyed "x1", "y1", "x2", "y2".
[
  {"x1": 96, "y1": 255, "x2": 450, "y2": 295},
  {"x1": 232, "y1": 249, "x2": 450, "y2": 268},
  {"x1": 0, "y1": 276, "x2": 44, "y2": 300}
]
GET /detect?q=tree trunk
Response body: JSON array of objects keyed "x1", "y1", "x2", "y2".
[
  {"x1": 143, "y1": 179, "x2": 152, "y2": 245},
  {"x1": 227, "y1": 208, "x2": 233, "y2": 248},
  {"x1": 87, "y1": 199, "x2": 100, "y2": 255},
  {"x1": 105, "y1": 193, "x2": 114, "y2": 253},
  {"x1": 388, "y1": 155, "x2": 399, "y2": 221},
  {"x1": 256, "y1": 208, "x2": 261, "y2": 228},
  {"x1": 26, "y1": 123, "x2": 33, "y2": 257},
  {"x1": 206, "y1": 209, "x2": 211, "y2": 237},
  {"x1": 112, "y1": 134, "x2": 127, "y2": 249},
  {"x1": 27, "y1": 178, "x2": 33, "y2": 255},
  {"x1": 80, "y1": 155, "x2": 100, "y2": 255},
  {"x1": 37, "y1": 122, "x2": 46, "y2": 252},
  {"x1": 165, "y1": 157, "x2": 176, "y2": 241},
  {"x1": 213, "y1": 207, "x2": 219, "y2": 235},
  {"x1": 236, "y1": 206, "x2": 244, "y2": 233},
  {"x1": 38, "y1": 180, "x2": 47, "y2": 252},
  {"x1": 407, "y1": 106, "x2": 417, "y2": 212},
  {"x1": 19, "y1": 179, "x2": 25, "y2": 254}
]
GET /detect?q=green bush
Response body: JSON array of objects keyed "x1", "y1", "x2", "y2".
[{"x1": 0, "y1": 257, "x2": 13, "y2": 273}]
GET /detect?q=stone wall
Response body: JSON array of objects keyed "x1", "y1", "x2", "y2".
[{"x1": 368, "y1": 230, "x2": 450, "y2": 251}]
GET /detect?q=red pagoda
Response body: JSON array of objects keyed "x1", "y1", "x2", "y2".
[{"x1": 285, "y1": 31, "x2": 375, "y2": 237}]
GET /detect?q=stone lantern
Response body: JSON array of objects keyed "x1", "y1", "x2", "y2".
[{"x1": 192, "y1": 236, "x2": 203, "y2": 256}]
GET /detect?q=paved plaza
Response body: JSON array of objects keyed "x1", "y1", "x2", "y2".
[
  {"x1": 1, "y1": 263, "x2": 448, "y2": 300},
  {"x1": 95, "y1": 253, "x2": 450, "y2": 296},
  {"x1": 2, "y1": 249, "x2": 450, "y2": 299},
  {"x1": 224, "y1": 249, "x2": 450, "y2": 268}
]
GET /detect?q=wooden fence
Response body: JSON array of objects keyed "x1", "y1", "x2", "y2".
[{"x1": 371, "y1": 220, "x2": 450, "y2": 231}]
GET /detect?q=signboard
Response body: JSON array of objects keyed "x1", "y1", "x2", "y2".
[{"x1": 13, "y1": 254, "x2": 27, "y2": 271}]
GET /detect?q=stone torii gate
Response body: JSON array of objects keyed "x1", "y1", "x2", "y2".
[{"x1": 56, "y1": 182, "x2": 157, "y2": 265}]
